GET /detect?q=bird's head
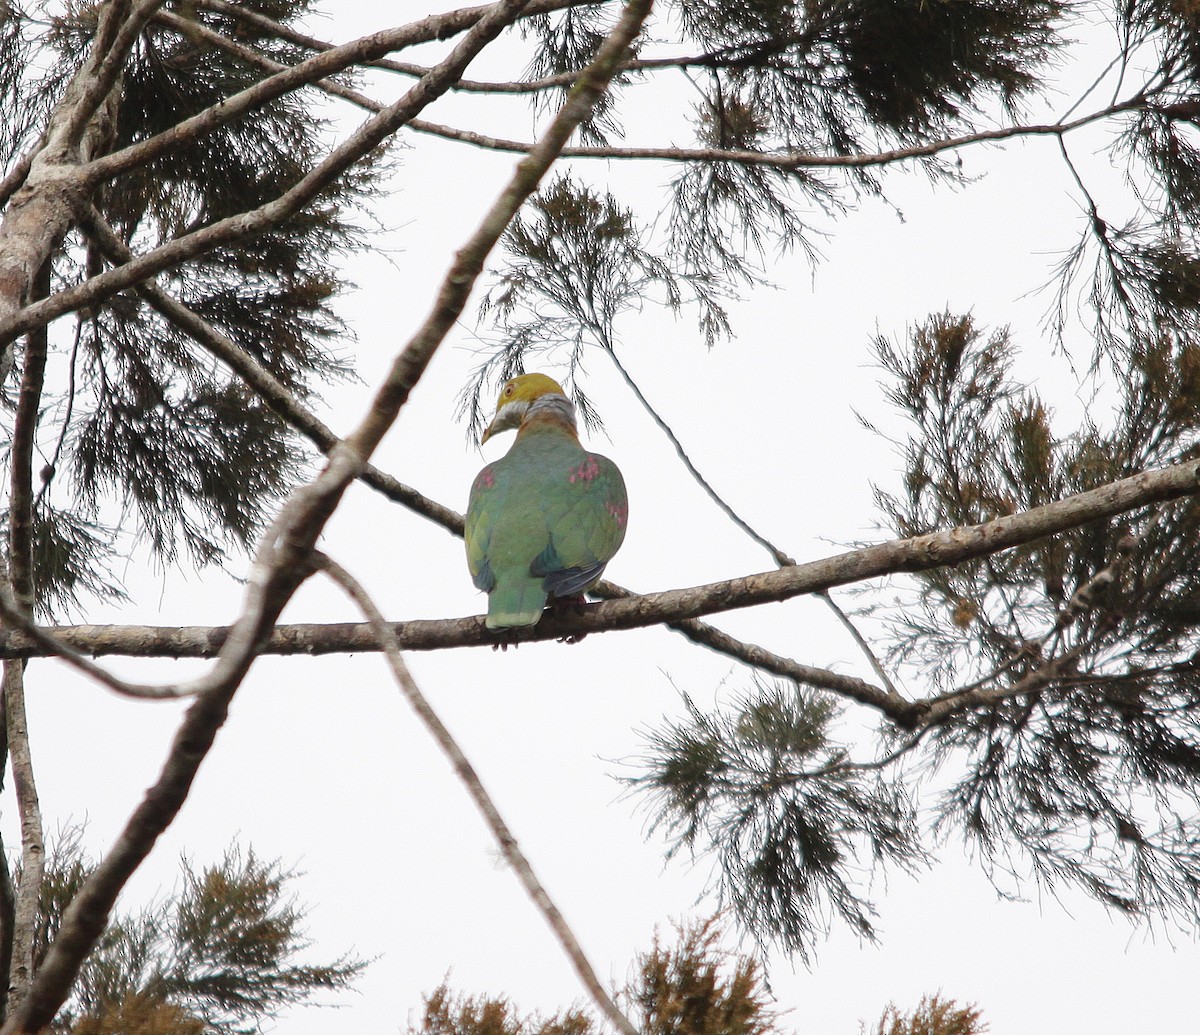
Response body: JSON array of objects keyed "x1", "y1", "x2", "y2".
[{"x1": 480, "y1": 373, "x2": 570, "y2": 443}]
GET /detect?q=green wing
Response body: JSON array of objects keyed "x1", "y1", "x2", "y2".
[
  {"x1": 464, "y1": 462, "x2": 499, "y2": 593},
  {"x1": 532, "y1": 451, "x2": 628, "y2": 597}
]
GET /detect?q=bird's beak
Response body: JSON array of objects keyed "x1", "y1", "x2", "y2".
[{"x1": 479, "y1": 400, "x2": 523, "y2": 445}]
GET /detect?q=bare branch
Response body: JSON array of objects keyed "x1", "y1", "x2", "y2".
[
  {"x1": 0, "y1": 836, "x2": 15, "y2": 1023},
  {"x1": 816, "y1": 590, "x2": 905, "y2": 701},
  {"x1": 1, "y1": 7, "x2": 532, "y2": 348},
  {"x1": 2, "y1": 255, "x2": 50, "y2": 1016},
  {"x1": 191, "y1": 0, "x2": 601, "y2": 93},
  {"x1": 405, "y1": 97, "x2": 1148, "y2": 169},
  {"x1": 150, "y1": 9, "x2": 385, "y2": 114},
  {"x1": 7, "y1": 258, "x2": 49, "y2": 610},
  {"x1": 598, "y1": 356, "x2": 907, "y2": 704},
  {"x1": 611, "y1": 589, "x2": 908, "y2": 715},
  {"x1": 192, "y1": 0, "x2": 596, "y2": 54},
  {"x1": 52, "y1": 0, "x2": 166, "y2": 154},
  {"x1": 316, "y1": 553, "x2": 638, "y2": 1035},
  {"x1": 154, "y1": 5, "x2": 1162, "y2": 193},
  {"x1": 604, "y1": 347, "x2": 795, "y2": 567},
  {"x1": 0, "y1": 585, "x2": 193, "y2": 700},
  {"x1": 189, "y1": 0, "x2": 600, "y2": 88},
  {"x1": 0, "y1": 153, "x2": 33, "y2": 212},
  {"x1": 86, "y1": 2, "x2": 586, "y2": 186},
  {"x1": 341, "y1": 0, "x2": 653, "y2": 461}
]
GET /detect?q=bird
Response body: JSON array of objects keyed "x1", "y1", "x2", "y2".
[{"x1": 465, "y1": 373, "x2": 628, "y2": 630}]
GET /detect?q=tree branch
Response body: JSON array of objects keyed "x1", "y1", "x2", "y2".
[
  {"x1": 403, "y1": 97, "x2": 1148, "y2": 169},
  {"x1": 0, "y1": 585, "x2": 196, "y2": 701},
  {"x1": 0, "y1": 0, "x2": 155, "y2": 360},
  {"x1": 52, "y1": 0, "x2": 165, "y2": 154},
  {"x1": 92, "y1": 0, "x2": 599, "y2": 190},
  {"x1": 0, "y1": 836, "x2": 14, "y2": 1024},
  {"x1": 192, "y1": 0, "x2": 596, "y2": 53},
  {"x1": 190, "y1": 0, "x2": 603, "y2": 93},
  {"x1": 1, "y1": 9, "x2": 527, "y2": 349},
  {"x1": 316, "y1": 553, "x2": 637, "y2": 1035},
  {"x1": 1, "y1": 255, "x2": 49, "y2": 1018}
]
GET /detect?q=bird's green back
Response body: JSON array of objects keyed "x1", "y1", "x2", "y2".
[{"x1": 466, "y1": 425, "x2": 627, "y2": 629}]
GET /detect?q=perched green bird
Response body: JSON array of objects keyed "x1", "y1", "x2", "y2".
[{"x1": 466, "y1": 373, "x2": 629, "y2": 630}]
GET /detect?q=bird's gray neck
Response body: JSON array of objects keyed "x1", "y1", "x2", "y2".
[{"x1": 527, "y1": 393, "x2": 578, "y2": 431}]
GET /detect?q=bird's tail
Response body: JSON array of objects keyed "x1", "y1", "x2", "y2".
[{"x1": 486, "y1": 578, "x2": 548, "y2": 629}]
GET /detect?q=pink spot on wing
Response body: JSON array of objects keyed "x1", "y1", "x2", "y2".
[
  {"x1": 569, "y1": 456, "x2": 602, "y2": 483},
  {"x1": 475, "y1": 466, "x2": 496, "y2": 490},
  {"x1": 606, "y1": 500, "x2": 629, "y2": 527}
]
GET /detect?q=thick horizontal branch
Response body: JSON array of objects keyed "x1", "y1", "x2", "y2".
[{"x1": 7, "y1": 459, "x2": 1197, "y2": 724}]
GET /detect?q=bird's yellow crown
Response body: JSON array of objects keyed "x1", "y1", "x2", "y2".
[{"x1": 496, "y1": 372, "x2": 566, "y2": 405}]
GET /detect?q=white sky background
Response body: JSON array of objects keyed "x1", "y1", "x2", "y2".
[{"x1": 12, "y1": 3, "x2": 1200, "y2": 1033}]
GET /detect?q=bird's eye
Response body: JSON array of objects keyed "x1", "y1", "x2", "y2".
[{"x1": 503, "y1": 383, "x2": 515, "y2": 397}]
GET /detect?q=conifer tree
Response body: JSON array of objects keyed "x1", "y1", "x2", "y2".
[
  {"x1": 35, "y1": 837, "x2": 362, "y2": 1035},
  {"x1": 1, "y1": 2, "x2": 1200, "y2": 1031}
]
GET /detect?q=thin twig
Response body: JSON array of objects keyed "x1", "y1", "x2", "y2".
[
  {"x1": 403, "y1": 96, "x2": 1148, "y2": 169},
  {"x1": 30, "y1": 318, "x2": 82, "y2": 516},
  {"x1": 603, "y1": 349, "x2": 909, "y2": 700},
  {"x1": 604, "y1": 346, "x2": 795, "y2": 567},
  {"x1": 1055, "y1": 134, "x2": 1141, "y2": 343},
  {"x1": 816, "y1": 591, "x2": 904, "y2": 701},
  {"x1": 315, "y1": 552, "x2": 637, "y2": 1035}
]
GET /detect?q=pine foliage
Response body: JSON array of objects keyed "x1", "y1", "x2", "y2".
[
  {"x1": 1, "y1": 0, "x2": 380, "y2": 608},
  {"x1": 411, "y1": 922, "x2": 985, "y2": 1035},
  {"x1": 632, "y1": 684, "x2": 924, "y2": 958},
  {"x1": 867, "y1": 995, "x2": 987, "y2": 1035},
  {"x1": 864, "y1": 311, "x2": 1200, "y2": 920},
  {"x1": 411, "y1": 919, "x2": 780, "y2": 1035},
  {"x1": 37, "y1": 839, "x2": 363, "y2": 1035}
]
